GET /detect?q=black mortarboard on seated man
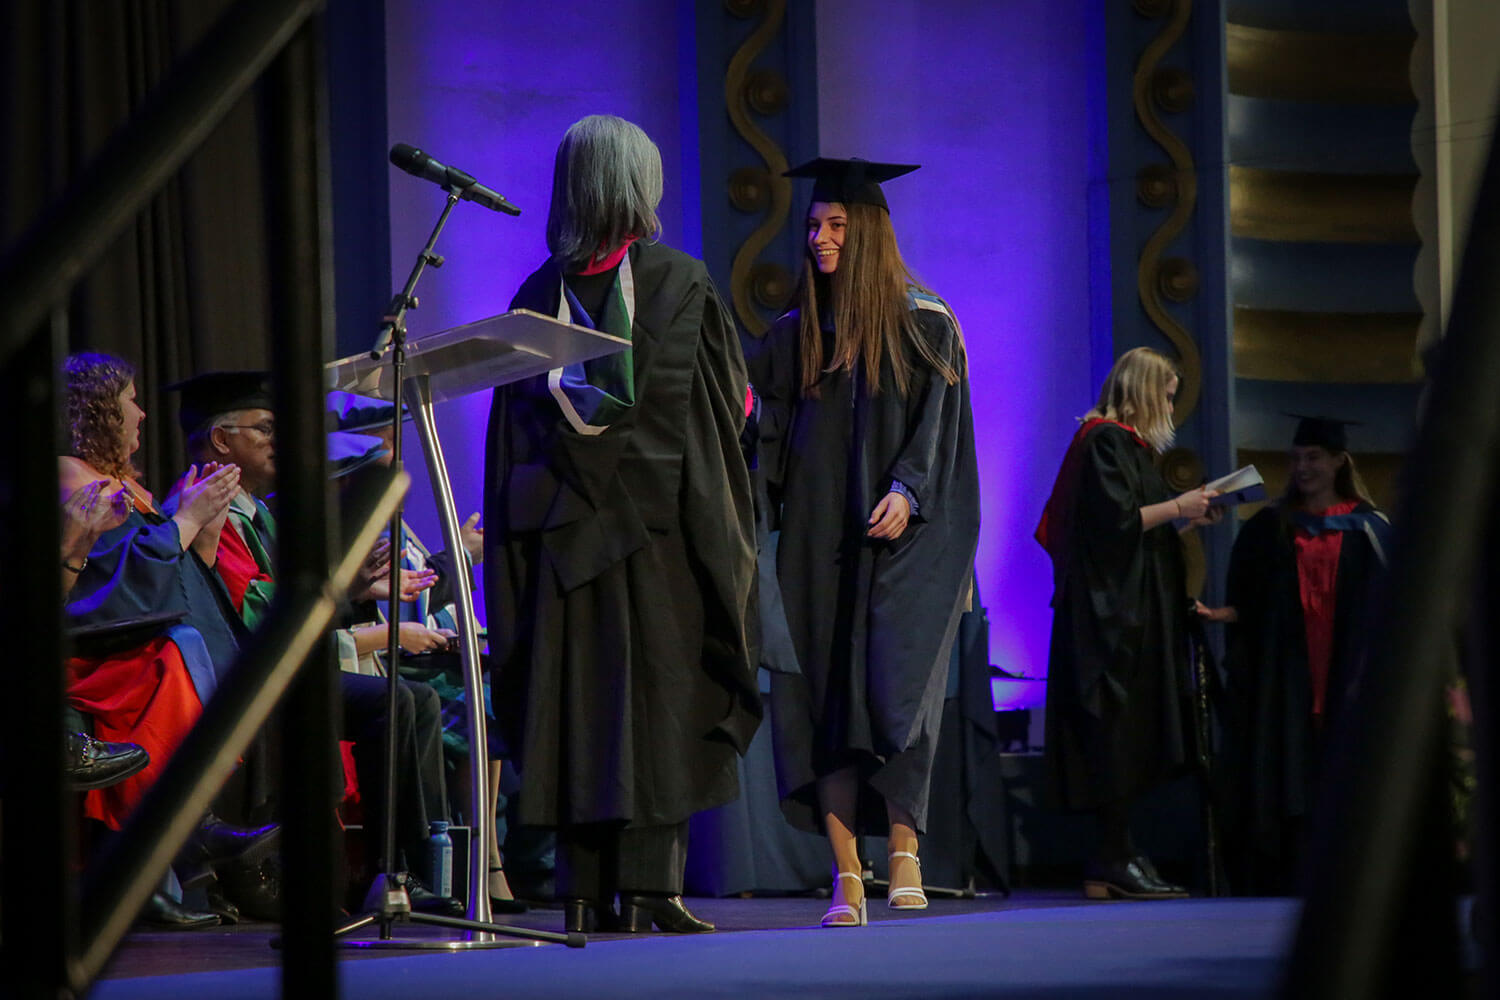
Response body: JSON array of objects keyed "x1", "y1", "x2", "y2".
[
  {"x1": 167, "y1": 370, "x2": 273, "y2": 434},
  {"x1": 1288, "y1": 413, "x2": 1360, "y2": 453},
  {"x1": 783, "y1": 157, "x2": 920, "y2": 212}
]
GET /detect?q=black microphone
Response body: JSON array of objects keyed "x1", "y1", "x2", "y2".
[{"x1": 389, "y1": 143, "x2": 521, "y2": 216}]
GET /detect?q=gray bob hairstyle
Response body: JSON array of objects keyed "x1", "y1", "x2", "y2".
[{"x1": 546, "y1": 115, "x2": 663, "y2": 269}]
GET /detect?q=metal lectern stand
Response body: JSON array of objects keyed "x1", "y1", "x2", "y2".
[{"x1": 324, "y1": 310, "x2": 629, "y2": 949}]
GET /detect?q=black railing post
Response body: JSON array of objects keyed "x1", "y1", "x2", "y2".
[
  {"x1": 263, "y1": 15, "x2": 340, "y2": 997},
  {"x1": 1281, "y1": 77, "x2": 1500, "y2": 997},
  {"x1": 0, "y1": 316, "x2": 71, "y2": 998}
]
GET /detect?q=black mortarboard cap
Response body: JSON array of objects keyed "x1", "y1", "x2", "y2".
[
  {"x1": 783, "y1": 157, "x2": 920, "y2": 212},
  {"x1": 167, "y1": 371, "x2": 273, "y2": 434},
  {"x1": 1287, "y1": 413, "x2": 1360, "y2": 452}
]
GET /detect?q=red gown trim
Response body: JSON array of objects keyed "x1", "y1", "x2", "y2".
[
  {"x1": 1293, "y1": 499, "x2": 1359, "y2": 718},
  {"x1": 67, "y1": 635, "x2": 204, "y2": 830},
  {"x1": 1035, "y1": 419, "x2": 1148, "y2": 558}
]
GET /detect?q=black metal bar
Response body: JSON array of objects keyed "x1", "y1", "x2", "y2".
[
  {"x1": 1280, "y1": 81, "x2": 1500, "y2": 997},
  {"x1": 0, "y1": 316, "x2": 71, "y2": 998},
  {"x1": 263, "y1": 16, "x2": 340, "y2": 995},
  {"x1": 0, "y1": 0, "x2": 324, "y2": 363},
  {"x1": 73, "y1": 471, "x2": 407, "y2": 992},
  {"x1": 1471, "y1": 492, "x2": 1499, "y2": 994}
]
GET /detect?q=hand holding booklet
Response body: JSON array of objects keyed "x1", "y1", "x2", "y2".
[{"x1": 1203, "y1": 465, "x2": 1266, "y2": 507}]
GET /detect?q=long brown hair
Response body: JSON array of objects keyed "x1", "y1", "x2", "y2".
[
  {"x1": 64, "y1": 352, "x2": 138, "y2": 481},
  {"x1": 795, "y1": 201, "x2": 964, "y2": 398}
]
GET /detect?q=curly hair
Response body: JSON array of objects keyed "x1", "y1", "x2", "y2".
[{"x1": 64, "y1": 352, "x2": 137, "y2": 480}]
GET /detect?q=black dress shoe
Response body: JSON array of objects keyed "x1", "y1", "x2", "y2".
[
  {"x1": 617, "y1": 894, "x2": 714, "y2": 933},
  {"x1": 1082, "y1": 858, "x2": 1189, "y2": 900},
  {"x1": 65, "y1": 732, "x2": 149, "y2": 791},
  {"x1": 138, "y1": 890, "x2": 220, "y2": 929},
  {"x1": 176, "y1": 814, "x2": 281, "y2": 888},
  {"x1": 204, "y1": 885, "x2": 242, "y2": 925},
  {"x1": 401, "y1": 873, "x2": 465, "y2": 917},
  {"x1": 1132, "y1": 854, "x2": 1188, "y2": 896},
  {"x1": 563, "y1": 898, "x2": 617, "y2": 933}
]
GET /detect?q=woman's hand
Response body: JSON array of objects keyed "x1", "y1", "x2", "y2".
[
  {"x1": 1173, "y1": 487, "x2": 1217, "y2": 521},
  {"x1": 171, "y1": 462, "x2": 240, "y2": 546},
  {"x1": 867, "y1": 491, "x2": 912, "y2": 541},
  {"x1": 61, "y1": 479, "x2": 129, "y2": 561},
  {"x1": 1188, "y1": 505, "x2": 1226, "y2": 529},
  {"x1": 461, "y1": 512, "x2": 484, "y2": 565},
  {"x1": 399, "y1": 622, "x2": 457, "y2": 654},
  {"x1": 366, "y1": 565, "x2": 438, "y2": 603},
  {"x1": 350, "y1": 539, "x2": 393, "y2": 600},
  {"x1": 1194, "y1": 600, "x2": 1238, "y2": 624}
]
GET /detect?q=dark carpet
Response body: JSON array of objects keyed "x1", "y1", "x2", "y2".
[{"x1": 88, "y1": 892, "x2": 1295, "y2": 998}]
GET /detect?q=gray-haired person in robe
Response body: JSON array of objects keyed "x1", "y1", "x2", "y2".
[
  {"x1": 483, "y1": 115, "x2": 760, "y2": 935},
  {"x1": 748, "y1": 158, "x2": 980, "y2": 928}
]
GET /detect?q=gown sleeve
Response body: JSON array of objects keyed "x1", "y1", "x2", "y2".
[
  {"x1": 742, "y1": 314, "x2": 799, "y2": 496},
  {"x1": 65, "y1": 515, "x2": 190, "y2": 622},
  {"x1": 679, "y1": 282, "x2": 763, "y2": 751},
  {"x1": 885, "y1": 310, "x2": 966, "y2": 515}
]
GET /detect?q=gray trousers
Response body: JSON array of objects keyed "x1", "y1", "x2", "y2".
[{"x1": 556, "y1": 820, "x2": 689, "y2": 900}]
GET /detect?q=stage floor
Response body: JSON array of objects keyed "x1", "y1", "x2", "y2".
[{"x1": 89, "y1": 890, "x2": 1305, "y2": 998}]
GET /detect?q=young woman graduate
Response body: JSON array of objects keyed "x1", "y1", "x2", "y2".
[
  {"x1": 1196, "y1": 416, "x2": 1391, "y2": 894},
  {"x1": 1035, "y1": 347, "x2": 1219, "y2": 899},
  {"x1": 748, "y1": 157, "x2": 980, "y2": 927},
  {"x1": 483, "y1": 115, "x2": 759, "y2": 935}
]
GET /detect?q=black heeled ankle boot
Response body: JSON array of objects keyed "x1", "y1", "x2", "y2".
[
  {"x1": 564, "y1": 897, "x2": 615, "y2": 933},
  {"x1": 617, "y1": 893, "x2": 714, "y2": 933}
]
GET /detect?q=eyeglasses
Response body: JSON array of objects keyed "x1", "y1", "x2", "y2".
[{"x1": 222, "y1": 422, "x2": 275, "y2": 439}]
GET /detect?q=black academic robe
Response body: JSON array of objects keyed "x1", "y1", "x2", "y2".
[
  {"x1": 482, "y1": 240, "x2": 760, "y2": 830},
  {"x1": 1218, "y1": 502, "x2": 1387, "y2": 894},
  {"x1": 1040, "y1": 422, "x2": 1194, "y2": 812},
  {"x1": 66, "y1": 503, "x2": 245, "y2": 703},
  {"x1": 750, "y1": 302, "x2": 980, "y2": 834}
]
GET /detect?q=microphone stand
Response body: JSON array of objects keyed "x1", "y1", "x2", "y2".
[{"x1": 332, "y1": 189, "x2": 582, "y2": 950}]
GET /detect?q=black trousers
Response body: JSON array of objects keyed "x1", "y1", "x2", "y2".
[
  {"x1": 556, "y1": 820, "x2": 689, "y2": 901},
  {"x1": 340, "y1": 672, "x2": 449, "y2": 871}
]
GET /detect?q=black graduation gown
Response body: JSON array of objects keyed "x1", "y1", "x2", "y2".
[
  {"x1": 66, "y1": 503, "x2": 246, "y2": 703},
  {"x1": 1041, "y1": 422, "x2": 1194, "y2": 812},
  {"x1": 1218, "y1": 502, "x2": 1386, "y2": 893},
  {"x1": 482, "y1": 240, "x2": 761, "y2": 830},
  {"x1": 750, "y1": 303, "x2": 980, "y2": 834}
]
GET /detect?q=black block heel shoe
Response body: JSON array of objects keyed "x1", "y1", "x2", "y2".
[
  {"x1": 564, "y1": 898, "x2": 616, "y2": 933},
  {"x1": 617, "y1": 894, "x2": 714, "y2": 933}
]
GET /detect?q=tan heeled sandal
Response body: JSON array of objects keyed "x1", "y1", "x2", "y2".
[
  {"x1": 887, "y1": 851, "x2": 928, "y2": 910},
  {"x1": 820, "y1": 871, "x2": 868, "y2": 927}
]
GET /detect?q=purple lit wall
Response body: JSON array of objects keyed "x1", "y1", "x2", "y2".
[
  {"x1": 383, "y1": 1, "x2": 1098, "y2": 683},
  {"x1": 382, "y1": 0, "x2": 689, "y2": 611},
  {"x1": 816, "y1": 1, "x2": 1096, "y2": 680}
]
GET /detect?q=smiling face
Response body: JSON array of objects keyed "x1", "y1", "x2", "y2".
[
  {"x1": 1290, "y1": 444, "x2": 1345, "y2": 503},
  {"x1": 806, "y1": 201, "x2": 847, "y2": 274},
  {"x1": 117, "y1": 382, "x2": 145, "y2": 461}
]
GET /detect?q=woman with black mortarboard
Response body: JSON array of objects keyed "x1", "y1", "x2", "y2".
[
  {"x1": 746, "y1": 157, "x2": 980, "y2": 927},
  {"x1": 1197, "y1": 415, "x2": 1391, "y2": 895}
]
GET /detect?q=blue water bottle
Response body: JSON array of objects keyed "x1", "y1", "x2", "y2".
[{"x1": 428, "y1": 821, "x2": 453, "y2": 898}]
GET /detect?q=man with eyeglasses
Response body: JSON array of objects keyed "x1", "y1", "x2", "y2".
[{"x1": 172, "y1": 371, "x2": 278, "y2": 629}]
